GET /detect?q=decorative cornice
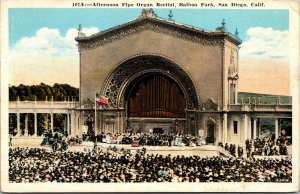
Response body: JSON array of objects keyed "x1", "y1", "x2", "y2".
[{"x1": 76, "y1": 18, "x2": 241, "y2": 51}]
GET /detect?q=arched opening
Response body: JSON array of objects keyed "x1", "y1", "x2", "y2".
[
  {"x1": 86, "y1": 115, "x2": 94, "y2": 137},
  {"x1": 128, "y1": 73, "x2": 185, "y2": 118},
  {"x1": 206, "y1": 120, "x2": 215, "y2": 144},
  {"x1": 102, "y1": 55, "x2": 199, "y2": 134}
]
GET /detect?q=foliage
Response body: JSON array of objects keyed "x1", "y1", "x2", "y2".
[
  {"x1": 53, "y1": 114, "x2": 67, "y2": 134},
  {"x1": 9, "y1": 114, "x2": 17, "y2": 135},
  {"x1": 9, "y1": 83, "x2": 79, "y2": 101},
  {"x1": 259, "y1": 118, "x2": 292, "y2": 138},
  {"x1": 238, "y1": 92, "x2": 292, "y2": 105}
]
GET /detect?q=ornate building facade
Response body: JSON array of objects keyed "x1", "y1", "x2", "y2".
[
  {"x1": 9, "y1": 9, "x2": 291, "y2": 146},
  {"x1": 75, "y1": 9, "x2": 242, "y2": 143}
]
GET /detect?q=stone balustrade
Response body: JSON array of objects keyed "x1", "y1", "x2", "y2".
[{"x1": 228, "y1": 104, "x2": 292, "y2": 112}]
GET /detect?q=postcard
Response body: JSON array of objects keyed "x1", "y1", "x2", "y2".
[{"x1": 1, "y1": 0, "x2": 299, "y2": 192}]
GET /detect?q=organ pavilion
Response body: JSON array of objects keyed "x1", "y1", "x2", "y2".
[
  {"x1": 74, "y1": 9, "x2": 291, "y2": 145},
  {"x1": 9, "y1": 9, "x2": 292, "y2": 146}
]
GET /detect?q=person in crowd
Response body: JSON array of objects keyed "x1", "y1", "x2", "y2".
[
  {"x1": 237, "y1": 146, "x2": 243, "y2": 158},
  {"x1": 82, "y1": 132, "x2": 87, "y2": 141},
  {"x1": 229, "y1": 144, "x2": 236, "y2": 157},
  {"x1": 217, "y1": 142, "x2": 223, "y2": 147},
  {"x1": 225, "y1": 143, "x2": 229, "y2": 151},
  {"x1": 9, "y1": 133, "x2": 12, "y2": 146}
]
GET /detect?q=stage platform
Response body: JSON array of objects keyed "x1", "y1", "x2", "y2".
[
  {"x1": 79, "y1": 142, "x2": 220, "y2": 157},
  {"x1": 9, "y1": 138, "x2": 292, "y2": 158}
]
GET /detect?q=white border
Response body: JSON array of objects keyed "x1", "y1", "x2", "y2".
[{"x1": 1, "y1": 0, "x2": 299, "y2": 192}]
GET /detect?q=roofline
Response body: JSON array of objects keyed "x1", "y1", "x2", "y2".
[
  {"x1": 238, "y1": 92, "x2": 292, "y2": 98},
  {"x1": 75, "y1": 16, "x2": 242, "y2": 46}
]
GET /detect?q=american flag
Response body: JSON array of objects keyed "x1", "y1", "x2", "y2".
[{"x1": 95, "y1": 93, "x2": 109, "y2": 105}]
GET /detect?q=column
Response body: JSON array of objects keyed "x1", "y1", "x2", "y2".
[
  {"x1": 75, "y1": 114, "x2": 78, "y2": 136},
  {"x1": 45, "y1": 114, "x2": 48, "y2": 131},
  {"x1": 17, "y1": 112, "x2": 20, "y2": 136},
  {"x1": 278, "y1": 118, "x2": 281, "y2": 136},
  {"x1": 117, "y1": 112, "x2": 120, "y2": 134},
  {"x1": 75, "y1": 114, "x2": 79, "y2": 136},
  {"x1": 70, "y1": 111, "x2": 75, "y2": 137},
  {"x1": 34, "y1": 113, "x2": 37, "y2": 137},
  {"x1": 119, "y1": 112, "x2": 123, "y2": 134},
  {"x1": 63, "y1": 114, "x2": 67, "y2": 136},
  {"x1": 228, "y1": 80, "x2": 231, "y2": 105},
  {"x1": 50, "y1": 113, "x2": 54, "y2": 133},
  {"x1": 25, "y1": 113, "x2": 28, "y2": 137},
  {"x1": 218, "y1": 117, "x2": 222, "y2": 143},
  {"x1": 275, "y1": 118, "x2": 279, "y2": 140},
  {"x1": 223, "y1": 113, "x2": 228, "y2": 143},
  {"x1": 257, "y1": 118, "x2": 260, "y2": 139},
  {"x1": 253, "y1": 118, "x2": 257, "y2": 139},
  {"x1": 243, "y1": 114, "x2": 248, "y2": 141},
  {"x1": 74, "y1": 114, "x2": 77, "y2": 136},
  {"x1": 78, "y1": 115, "x2": 82, "y2": 137},
  {"x1": 67, "y1": 113, "x2": 70, "y2": 136}
]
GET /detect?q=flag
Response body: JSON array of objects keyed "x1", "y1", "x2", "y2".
[{"x1": 95, "y1": 93, "x2": 109, "y2": 105}]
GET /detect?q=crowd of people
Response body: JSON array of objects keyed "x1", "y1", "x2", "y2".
[
  {"x1": 41, "y1": 132, "x2": 68, "y2": 151},
  {"x1": 82, "y1": 132, "x2": 205, "y2": 147},
  {"x1": 67, "y1": 136, "x2": 83, "y2": 146},
  {"x1": 9, "y1": 147, "x2": 292, "y2": 183},
  {"x1": 218, "y1": 143, "x2": 244, "y2": 158},
  {"x1": 245, "y1": 136, "x2": 289, "y2": 157},
  {"x1": 42, "y1": 130, "x2": 291, "y2": 160},
  {"x1": 218, "y1": 135, "x2": 289, "y2": 158}
]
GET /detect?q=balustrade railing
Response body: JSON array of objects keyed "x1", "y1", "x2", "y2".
[
  {"x1": 228, "y1": 103, "x2": 292, "y2": 112},
  {"x1": 9, "y1": 101, "x2": 78, "y2": 109}
]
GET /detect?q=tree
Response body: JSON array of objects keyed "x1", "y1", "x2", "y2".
[
  {"x1": 9, "y1": 113, "x2": 17, "y2": 135},
  {"x1": 9, "y1": 83, "x2": 79, "y2": 101}
]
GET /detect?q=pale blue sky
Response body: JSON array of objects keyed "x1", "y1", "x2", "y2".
[{"x1": 9, "y1": 8, "x2": 288, "y2": 46}]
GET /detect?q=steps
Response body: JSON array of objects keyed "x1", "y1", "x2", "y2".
[{"x1": 216, "y1": 146, "x2": 234, "y2": 157}]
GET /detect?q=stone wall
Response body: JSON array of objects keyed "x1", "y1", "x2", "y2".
[{"x1": 79, "y1": 30, "x2": 223, "y2": 107}]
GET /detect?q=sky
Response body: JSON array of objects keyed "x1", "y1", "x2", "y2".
[{"x1": 8, "y1": 8, "x2": 290, "y2": 95}]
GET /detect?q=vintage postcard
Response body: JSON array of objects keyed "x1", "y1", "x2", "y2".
[{"x1": 1, "y1": 0, "x2": 299, "y2": 192}]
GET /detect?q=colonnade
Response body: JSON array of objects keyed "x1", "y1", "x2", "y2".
[
  {"x1": 251, "y1": 117, "x2": 281, "y2": 140},
  {"x1": 11, "y1": 112, "x2": 70, "y2": 137},
  {"x1": 221, "y1": 112, "x2": 291, "y2": 145}
]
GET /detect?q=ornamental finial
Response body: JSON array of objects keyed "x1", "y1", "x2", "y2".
[
  {"x1": 139, "y1": 9, "x2": 157, "y2": 18},
  {"x1": 222, "y1": 18, "x2": 226, "y2": 26},
  {"x1": 235, "y1": 28, "x2": 239, "y2": 37},
  {"x1": 77, "y1": 24, "x2": 86, "y2": 37},
  {"x1": 168, "y1": 10, "x2": 174, "y2": 21},
  {"x1": 215, "y1": 18, "x2": 227, "y2": 32}
]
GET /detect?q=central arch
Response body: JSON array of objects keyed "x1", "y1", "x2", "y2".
[{"x1": 101, "y1": 54, "x2": 199, "y2": 133}]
